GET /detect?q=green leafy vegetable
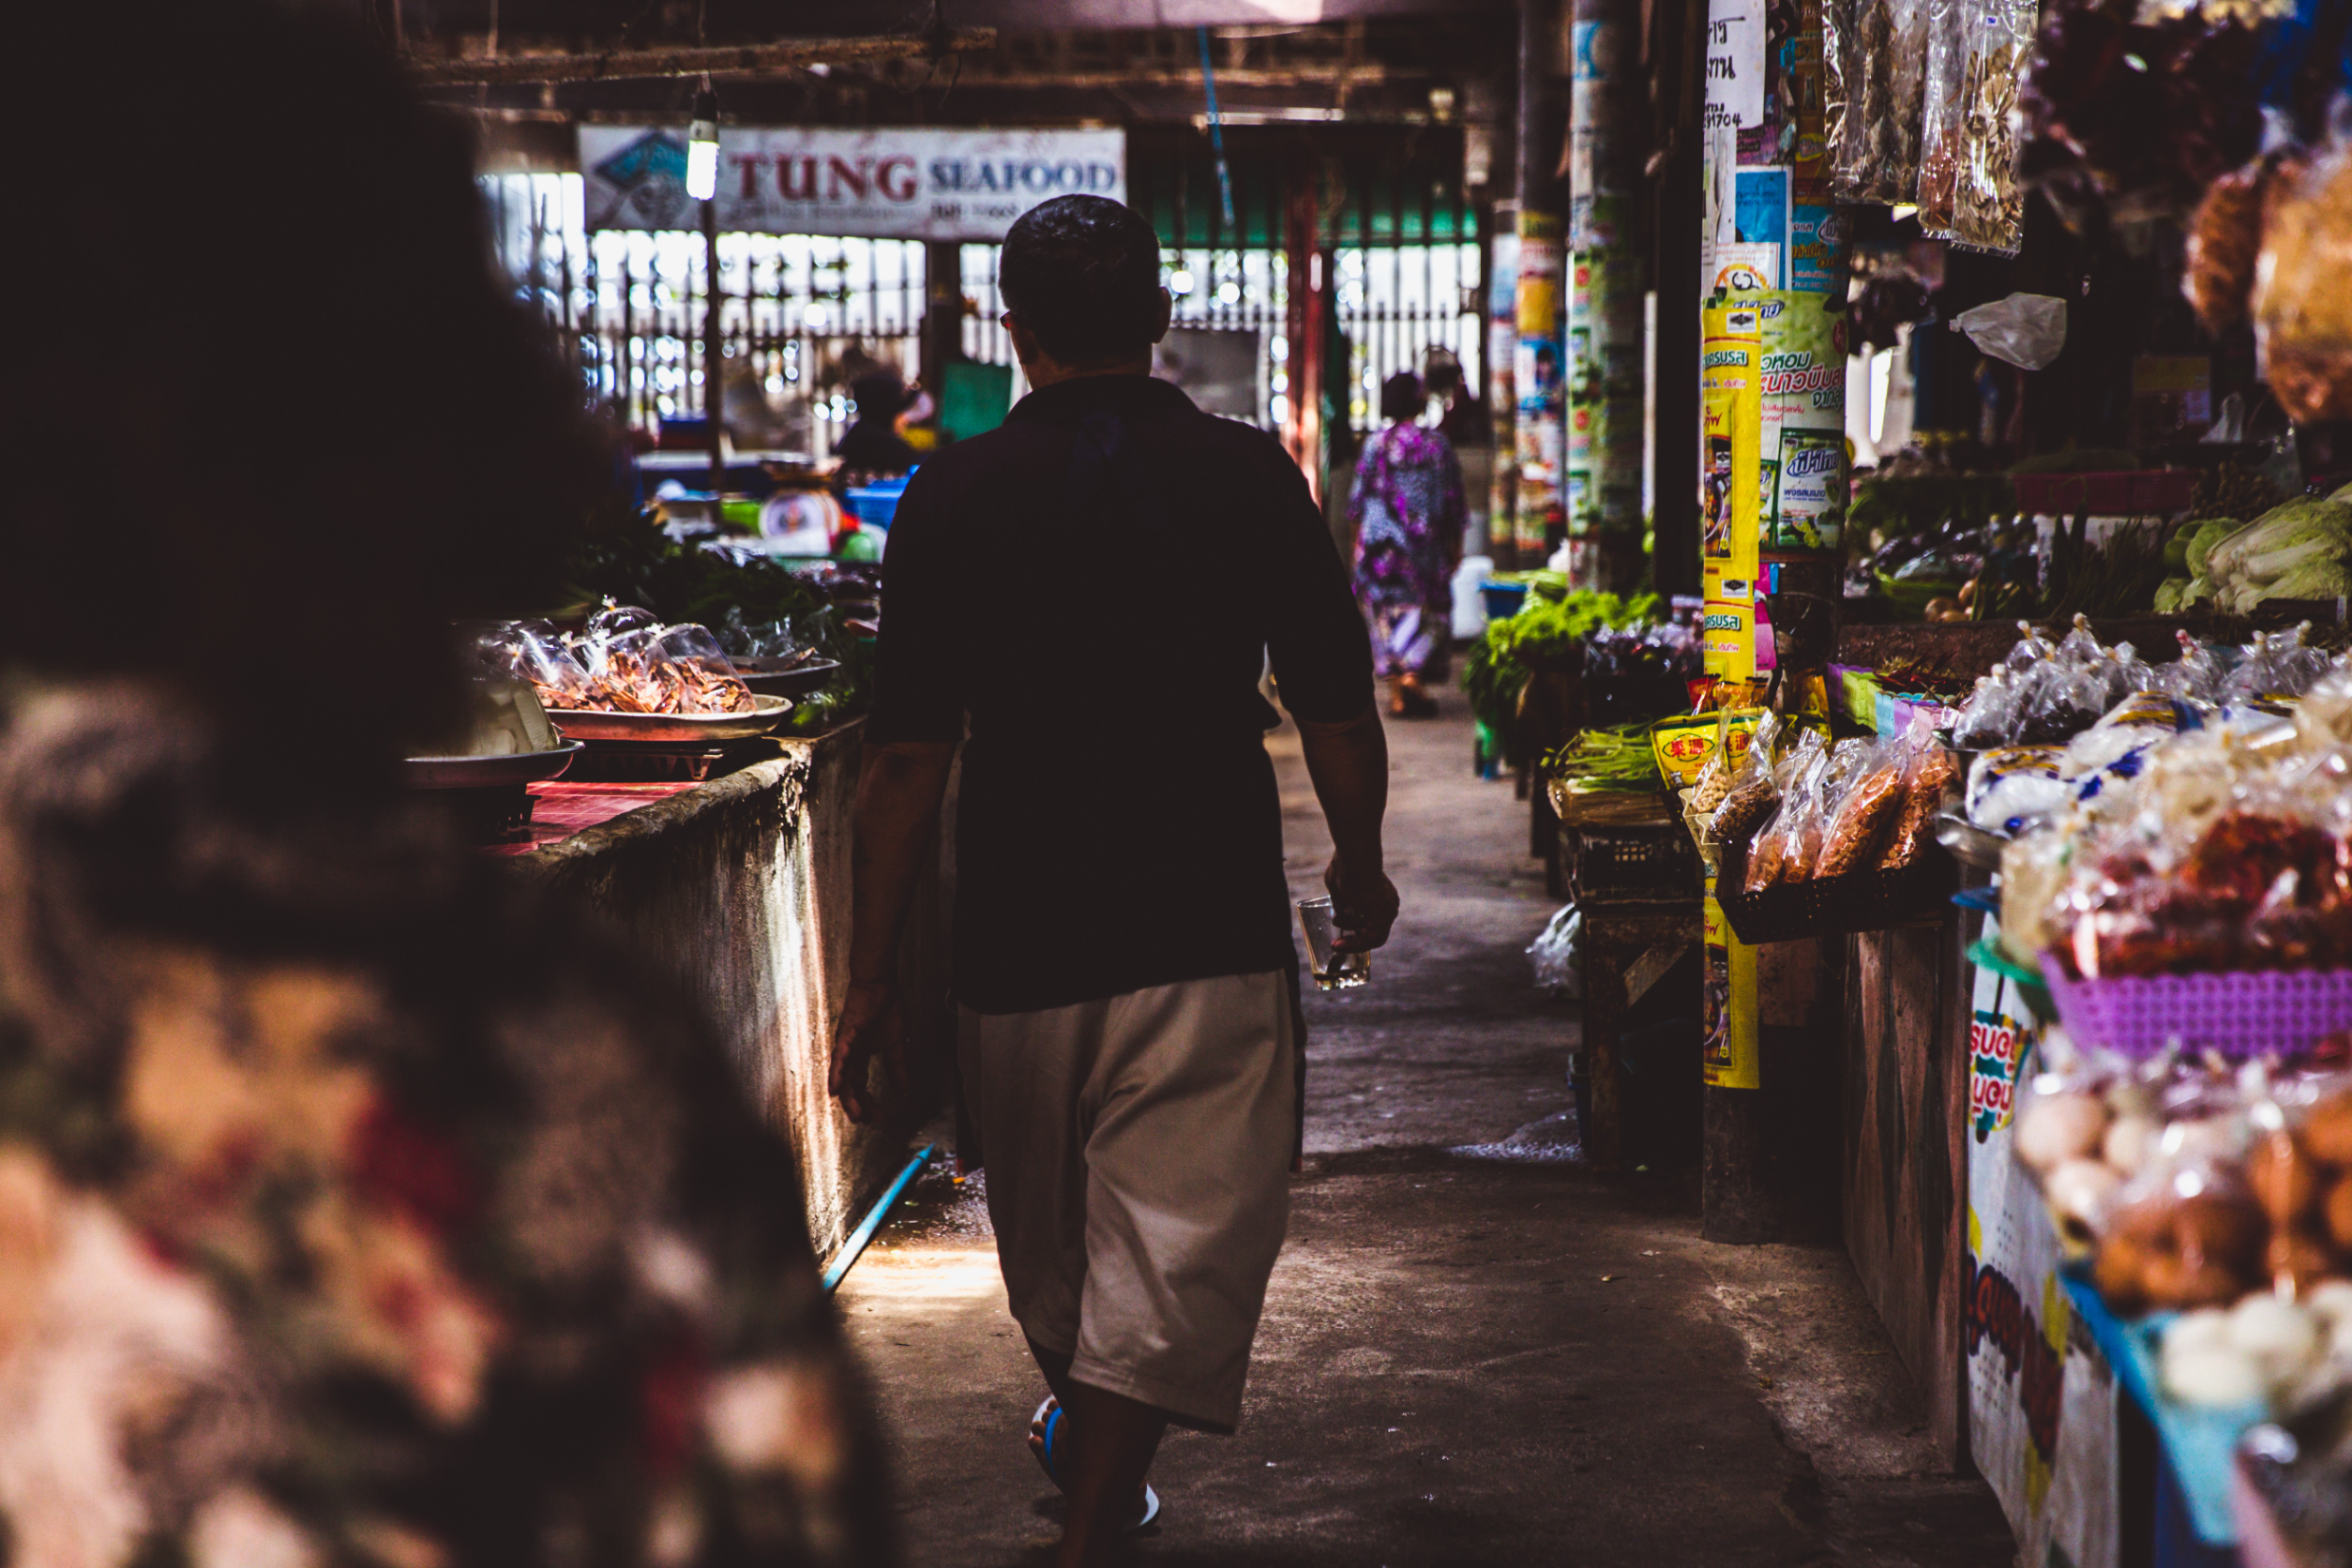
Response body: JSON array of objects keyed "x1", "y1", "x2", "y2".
[{"x1": 1462, "y1": 588, "x2": 1662, "y2": 759}]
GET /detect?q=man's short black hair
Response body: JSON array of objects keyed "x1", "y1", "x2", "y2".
[{"x1": 998, "y1": 195, "x2": 1164, "y2": 369}]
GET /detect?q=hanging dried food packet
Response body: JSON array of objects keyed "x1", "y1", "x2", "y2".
[
  {"x1": 1710, "y1": 712, "x2": 1789, "y2": 847},
  {"x1": 1881, "y1": 720, "x2": 1961, "y2": 870},
  {"x1": 1744, "y1": 743, "x2": 1827, "y2": 892},
  {"x1": 1912, "y1": 0, "x2": 1967, "y2": 234},
  {"x1": 1823, "y1": 0, "x2": 1862, "y2": 203},
  {"x1": 1832, "y1": 0, "x2": 1930, "y2": 204},
  {"x1": 1816, "y1": 742, "x2": 1908, "y2": 877},
  {"x1": 1916, "y1": 0, "x2": 2033, "y2": 252}
]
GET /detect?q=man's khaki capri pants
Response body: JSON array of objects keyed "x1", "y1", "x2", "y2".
[{"x1": 958, "y1": 969, "x2": 1297, "y2": 1433}]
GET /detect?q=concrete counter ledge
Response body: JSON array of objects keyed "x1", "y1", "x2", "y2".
[{"x1": 509, "y1": 720, "x2": 946, "y2": 1267}]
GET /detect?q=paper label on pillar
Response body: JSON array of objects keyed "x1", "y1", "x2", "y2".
[
  {"x1": 1701, "y1": 296, "x2": 1763, "y2": 580},
  {"x1": 1702, "y1": 887, "x2": 1761, "y2": 1090},
  {"x1": 1966, "y1": 920, "x2": 2122, "y2": 1568},
  {"x1": 1489, "y1": 232, "x2": 1521, "y2": 321},
  {"x1": 1788, "y1": 202, "x2": 1849, "y2": 297},
  {"x1": 1704, "y1": 0, "x2": 1768, "y2": 133},
  {"x1": 1711, "y1": 241, "x2": 1781, "y2": 295},
  {"x1": 1733, "y1": 168, "x2": 1789, "y2": 253},
  {"x1": 1759, "y1": 290, "x2": 1848, "y2": 550},
  {"x1": 1701, "y1": 565, "x2": 1756, "y2": 680}
]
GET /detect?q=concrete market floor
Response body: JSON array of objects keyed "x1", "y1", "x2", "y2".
[{"x1": 837, "y1": 702, "x2": 2018, "y2": 1567}]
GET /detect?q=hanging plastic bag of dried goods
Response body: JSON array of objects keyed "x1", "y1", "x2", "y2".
[
  {"x1": 1917, "y1": 0, "x2": 2036, "y2": 252},
  {"x1": 1949, "y1": 294, "x2": 2068, "y2": 369},
  {"x1": 2253, "y1": 137, "x2": 2352, "y2": 425},
  {"x1": 1919, "y1": 0, "x2": 2031, "y2": 252},
  {"x1": 1832, "y1": 0, "x2": 1932, "y2": 204}
]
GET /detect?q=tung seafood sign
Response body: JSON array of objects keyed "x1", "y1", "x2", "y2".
[{"x1": 579, "y1": 126, "x2": 1126, "y2": 240}]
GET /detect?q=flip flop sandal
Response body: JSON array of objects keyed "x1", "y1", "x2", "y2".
[{"x1": 1028, "y1": 1396, "x2": 1162, "y2": 1531}]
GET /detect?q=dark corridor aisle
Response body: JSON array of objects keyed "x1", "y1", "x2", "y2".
[{"x1": 838, "y1": 705, "x2": 2014, "y2": 1567}]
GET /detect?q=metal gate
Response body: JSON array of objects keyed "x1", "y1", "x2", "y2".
[
  {"x1": 484, "y1": 173, "x2": 924, "y2": 459},
  {"x1": 486, "y1": 169, "x2": 1482, "y2": 449}
]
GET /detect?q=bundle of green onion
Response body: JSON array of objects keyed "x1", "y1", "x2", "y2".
[{"x1": 1543, "y1": 723, "x2": 1663, "y2": 793}]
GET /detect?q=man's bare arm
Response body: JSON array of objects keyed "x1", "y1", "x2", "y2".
[
  {"x1": 830, "y1": 738, "x2": 957, "y2": 1123},
  {"x1": 1294, "y1": 705, "x2": 1399, "y2": 952}
]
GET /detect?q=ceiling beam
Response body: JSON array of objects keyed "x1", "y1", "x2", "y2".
[
  {"x1": 941, "y1": 63, "x2": 1419, "y2": 88},
  {"x1": 401, "y1": 28, "x2": 996, "y2": 86}
]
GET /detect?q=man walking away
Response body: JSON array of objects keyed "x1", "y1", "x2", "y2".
[{"x1": 830, "y1": 194, "x2": 1398, "y2": 1567}]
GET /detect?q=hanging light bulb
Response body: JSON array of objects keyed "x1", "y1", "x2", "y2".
[{"x1": 686, "y1": 83, "x2": 719, "y2": 202}]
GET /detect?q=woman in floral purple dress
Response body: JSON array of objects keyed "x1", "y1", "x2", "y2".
[{"x1": 1349, "y1": 371, "x2": 1468, "y2": 717}]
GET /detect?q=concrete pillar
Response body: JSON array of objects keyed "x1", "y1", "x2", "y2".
[
  {"x1": 1511, "y1": 0, "x2": 1568, "y2": 569},
  {"x1": 1567, "y1": 0, "x2": 1647, "y2": 591}
]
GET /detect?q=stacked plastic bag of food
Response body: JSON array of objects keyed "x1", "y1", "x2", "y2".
[
  {"x1": 2013, "y1": 1039, "x2": 2352, "y2": 1412},
  {"x1": 478, "y1": 602, "x2": 758, "y2": 717},
  {"x1": 1711, "y1": 708, "x2": 1959, "y2": 894}
]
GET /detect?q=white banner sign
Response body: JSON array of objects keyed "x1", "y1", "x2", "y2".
[{"x1": 579, "y1": 126, "x2": 1126, "y2": 239}]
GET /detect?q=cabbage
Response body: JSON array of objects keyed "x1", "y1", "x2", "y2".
[
  {"x1": 2251, "y1": 558, "x2": 2352, "y2": 604},
  {"x1": 2205, "y1": 499, "x2": 2352, "y2": 579},
  {"x1": 2185, "y1": 519, "x2": 2240, "y2": 579},
  {"x1": 2153, "y1": 577, "x2": 2190, "y2": 613},
  {"x1": 2241, "y1": 534, "x2": 2349, "y2": 583}
]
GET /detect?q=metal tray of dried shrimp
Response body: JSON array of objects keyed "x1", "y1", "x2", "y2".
[{"x1": 546, "y1": 694, "x2": 792, "y2": 743}]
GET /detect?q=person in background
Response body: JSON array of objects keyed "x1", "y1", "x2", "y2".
[
  {"x1": 1349, "y1": 369, "x2": 1469, "y2": 718},
  {"x1": 1422, "y1": 347, "x2": 1490, "y2": 450},
  {"x1": 833, "y1": 368, "x2": 921, "y2": 477},
  {"x1": 5, "y1": 5, "x2": 888, "y2": 1564},
  {"x1": 832, "y1": 194, "x2": 1398, "y2": 1568}
]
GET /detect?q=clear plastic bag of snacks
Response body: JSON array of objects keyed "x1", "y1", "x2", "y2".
[
  {"x1": 2244, "y1": 1066, "x2": 2352, "y2": 1289},
  {"x1": 2017, "y1": 655, "x2": 2111, "y2": 746},
  {"x1": 1881, "y1": 721, "x2": 1962, "y2": 870},
  {"x1": 2224, "y1": 625, "x2": 2332, "y2": 704},
  {"x1": 1953, "y1": 668, "x2": 2023, "y2": 749},
  {"x1": 1737, "y1": 730, "x2": 1827, "y2": 887},
  {"x1": 655, "y1": 624, "x2": 758, "y2": 715},
  {"x1": 2093, "y1": 1152, "x2": 2269, "y2": 1318},
  {"x1": 2154, "y1": 630, "x2": 2225, "y2": 704},
  {"x1": 1968, "y1": 745, "x2": 2069, "y2": 833},
  {"x1": 2055, "y1": 746, "x2": 2352, "y2": 978},
  {"x1": 2013, "y1": 1046, "x2": 2175, "y2": 1250},
  {"x1": 1711, "y1": 711, "x2": 1791, "y2": 848},
  {"x1": 1745, "y1": 738, "x2": 1831, "y2": 892},
  {"x1": 2297, "y1": 670, "x2": 2352, "y2": 751},
  {"x1": 1817, "y1": 735, "x2": 1909, "y2": 878}
]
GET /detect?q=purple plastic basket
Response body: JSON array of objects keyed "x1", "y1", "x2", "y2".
[{"x1": 2042, "y1": 963, "x2": 2352, "y2": 1061}]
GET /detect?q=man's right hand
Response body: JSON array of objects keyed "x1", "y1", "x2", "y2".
[
  {"x1": 829, "y1": 980, "x2": 907, "y2": 1125},
  {"x1": 1326, "y1": 853, "x2": 1399, "y2": 954}
]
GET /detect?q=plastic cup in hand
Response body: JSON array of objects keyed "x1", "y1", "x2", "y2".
[{"x1": 1297, "y1": 897, "x2": 1371, "y2": 991}]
